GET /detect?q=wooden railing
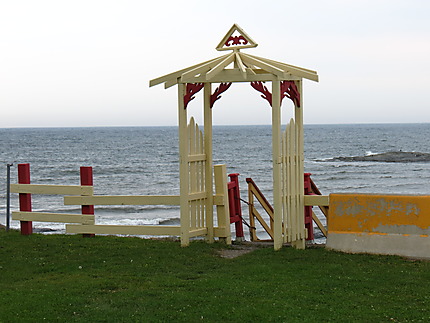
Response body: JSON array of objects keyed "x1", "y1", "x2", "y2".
[
  {"x1": 65, "y1": 164, "x2": 231, "y2": 241},
  {"x1": 307, "y1": 177, "x2": 328, "y2": 237},
  {"x1": 246, "y1": 177, "x2": 274, "y2": 241},
  {"x1": 11, "y1": 164, "x2": 95, "y2": 235},
  {"x1": 11, "y1": 163, "x2": 232, "y2": 244},
  {"x1": 246, "y1": 176, "x2": 329, "y2": 242}
]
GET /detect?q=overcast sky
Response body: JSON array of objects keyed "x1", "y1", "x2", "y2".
[{"x1": 1, "y1": 0, "x2": 429, "y2": 127}]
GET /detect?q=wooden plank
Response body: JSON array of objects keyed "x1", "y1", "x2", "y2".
[
  {"x1": 188, "y1": 154, "x2": 206, "y2": 162},
  {"x1": 178, "y1": 83, "x2": 190, "y2": 247},
  {"x1": 285, "y1": 122, "x2": 293, "y2": 241},
  {"x1": 189, "y1": 118, "x2": 197, "y2": 229},
  {"x1": 288, "y1": 119, "x2": 296, "y2": 242},
  {"x1": 189, "y1": 227, "x2": 208, "y2": 237},
  {"x1": 213, "y1": 226, "x2": 228, "y2": 238},
  {"x1": 241, "y1": 53, "x2": 287, "y2": 79},
  {"x1": 294, "y1": 79, "x2": 306, "y2": 247},
  {"x1": 206, "y1": 53, "x2": 235, "y2": 80},
  {"x1": 312, "y1": 211, "x2": 327, "y2": 237},
  {"x1": 271, "y1": 79, "x2": 283, "y2": 250},
  {"x1": 11, "y1": 184, "x2": 93, "y2": 196},
  {"x1": 180, "y1": 55, "x2": 230, "y2": 82},
  {"x1": 149, "y1": 55, "x2": 229, "y2": 87},
  {"x1": 310, "y1": 178, "x2": 323, "y2": 195},
  {"x1": 246, "y1": 68, "x2": 257, "y2": 75},
  {"x1": 188, "y1": 192, "x2": 206, "y2": 201},
  {"x1": 188, "y1": 69, "x2": 272, "y2": 82},
  {"x1": 214, "y1": 164, "x2": 231, "y2": 244},
  {"x1": 66, "y1": 224, "x2": 181, "y2": 236},
  {"x1": 196, "y1": 123, "x2": 205, "y2": 228},
  {"x1": 165, "y1": 77, "x2": 180, "y2": 89},
  {"x1": 235, "y1": 52, "x2": 247, "y2": 78},
  {"x1": 249, "y1": 186, "x2": 274, "y2": 219},
  {"x1": 180, "y1": 69, "x2": 301, "y2": 84},
  {"x1": 245, "y1": 54, "x2": 319, "y2": 82},
  {"x1": 204, "y1": 83, "x2": 214, "y2": 242},
  {"x1": 304, "y1": 195, "x2": 329, "y2": 206},
  {"x1": 252, "y1": 207, "x2": 274, "y2": 240},
  {"x1": 64, "y1": 195, "x2": 180, "y2": 206},
  {"x1": 213, "y1": 194, "x2": 225, "y2": 206},
  {"x1": 281, "y1": 126, "x2": 288, "y2": 241},
  {"x1": 319, "y1": 205, "x2": 329, "y2": 218},
  {"x1": 12, "y1": 211, "x2": 94, "y2": 224}
]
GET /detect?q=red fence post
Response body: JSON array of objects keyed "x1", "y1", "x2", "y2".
[
  {"x1": 18, "y1": 163, "x2": 33, "y2": 235},
  {"x1": 304, "y1": 173, "x2": 314, "y2": 240},
  {"x1": 80, "y1": 166, "x2": 94, "y2": 238},
  {"x1": 228, "y1": 173, "x2": 244, "y2": 241}
]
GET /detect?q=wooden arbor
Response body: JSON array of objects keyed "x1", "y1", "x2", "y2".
[{"x1": 150, "y1": 24, "x2": 319, "y2": 249}]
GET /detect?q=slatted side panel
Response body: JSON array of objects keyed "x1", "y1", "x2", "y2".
[
  {"x1": 188, "y1": 117, "x2": 207, "y2": 230},
  {"x1": 281, "y1": 119, "x2": 306, "y2": 243}
]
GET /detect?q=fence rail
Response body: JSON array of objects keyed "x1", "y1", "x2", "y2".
[
  {"x1": 64, "y1": 195, "x2": 180, "y2": 206},
  {"x1": 12, "y1": 164, "x2": 94, "y2": 234},
  {"x1": 13, "y1": 211, "x2": 94, "y2": 224},
  {"x1": 11, "y1": 118, "x2": 233, "y2": 244},
  {"x1": 66, "y1": 224, "x2": 182, "y2": 236},
  {"x1": 11, "y1": 184, "x2": 93, "y2": 196}
]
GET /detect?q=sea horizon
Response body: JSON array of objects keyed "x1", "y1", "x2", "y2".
[{"x1": 1, "y1": 121, "x2": 430, "y2": 130}]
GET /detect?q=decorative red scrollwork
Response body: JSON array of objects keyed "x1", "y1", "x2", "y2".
[
  {"x1": 281, "y1": 81, "x2": 301, "y2": 108},
  {"x1": 210, "y1": 82, "x2": 232, "y2": 108},
  {"x1": 250, "y1": 81, "x2": 272, "y2": 106},
  {"x1": 183, "y1": 83, "x2": 204, "y2": 109},
  {"x1": 225, "y1": 35, "x2": 248, "y2": 47},
  {"x1": 250, "y1": 81, "x2": 301, "y2": 107}
]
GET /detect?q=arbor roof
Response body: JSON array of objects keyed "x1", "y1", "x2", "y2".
[{"x1": 149, "y1": 24, "x2": 318, "y2": 89}]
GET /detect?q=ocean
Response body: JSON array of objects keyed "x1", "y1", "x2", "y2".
[{"x1": 1, "y1": 123, "x2": 430, "y2": 242}]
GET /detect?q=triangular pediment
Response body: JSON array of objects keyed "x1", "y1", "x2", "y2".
[{"x1": 216, "y1": 24, "x2": 258, "y2": 51}]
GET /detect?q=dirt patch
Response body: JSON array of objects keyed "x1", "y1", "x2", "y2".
[{"x1": 217, "y1": 242, "x2": 271, "y2": 259}]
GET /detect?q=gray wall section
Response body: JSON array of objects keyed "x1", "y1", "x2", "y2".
[{"x1": 327, "y1": 232, "x2": 430, "y2": 259}]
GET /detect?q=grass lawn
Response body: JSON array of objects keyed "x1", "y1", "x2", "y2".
[{"x1": 1, "y1": 229, "x2": 429, "y2": 322}]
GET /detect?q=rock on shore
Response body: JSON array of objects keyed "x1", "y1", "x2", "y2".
[{"x1": 332, "y1": 151, "x2": 430, "y2": 163}]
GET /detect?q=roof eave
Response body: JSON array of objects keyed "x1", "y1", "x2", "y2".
[{"x1": 149, "y1": 52, "x2": 319, "y2": 88}]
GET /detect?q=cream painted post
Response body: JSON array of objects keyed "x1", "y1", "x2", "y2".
[
  {"x1": 292, "y1": 80, "x2": 305, "y2": 249},
  {"x1": 287, "y1": 120, "x2": 296, "y2": 242},
  {"x1": 178, "y1": 83, "x2": 190, "y2": 247},
  {"x1": 214, "y1": 164, "x2": 231, "y2": 245},
  {"x1": 272, "y1": 80, "x2": 283, "y2": 250},
  {"x1": 204, "y1": 83, "x2": 214, "y2": 243}
]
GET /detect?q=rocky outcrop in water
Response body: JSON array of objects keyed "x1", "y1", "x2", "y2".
[{"x1": 332, "y1": 151, "x2": 430, "y2": 163}]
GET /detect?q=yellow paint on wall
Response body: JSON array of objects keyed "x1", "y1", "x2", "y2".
[{"x1": 329, "y1": 194, "x2": 430, "y2": 234}]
